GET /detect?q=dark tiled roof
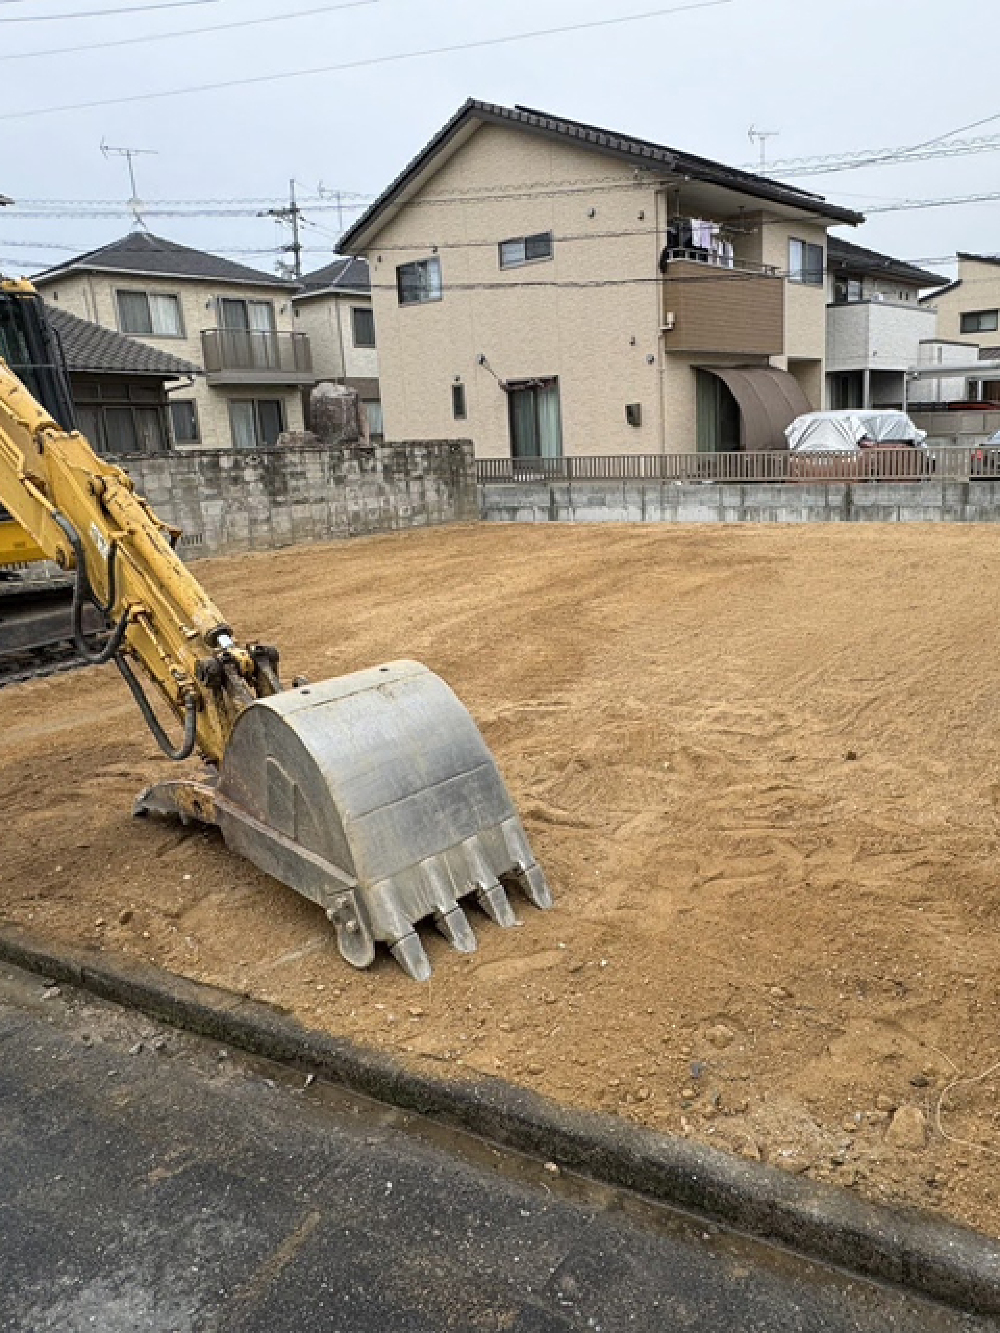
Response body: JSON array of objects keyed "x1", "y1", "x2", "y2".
[
  {"x1": 958, "y1": 251, "x2": 1000, "y2": 267},
  {"x1": 33, "y1": 230, "x2": 297, "y2": 289},
  {"x1": 340, "y1": 99, "x2": 863, "y2": 251},
  {"x1": 827, "y1": 235, "x2": 948, "y2": 287},
  {"x1": 46, "y1": 304, "x2": 200, "y2": 378},
  {"x1": 296, "y1": 255, "x2": 371, "y2": 297}
]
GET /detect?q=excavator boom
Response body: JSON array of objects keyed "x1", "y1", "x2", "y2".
[{"x1": 0, "y1": 280, "x2": 551, "y2": 978}]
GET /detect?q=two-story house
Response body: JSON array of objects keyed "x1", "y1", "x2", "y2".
[
  {"x1": 825, "y1": 236, "x2": 947, "y2": 410},
  {"x1": 292, "y1": 256, "x2": 382, "y2": 438},
  {"x1": 339, "y1": 100, "x2": 863, "y2": 458},
  {"x1": 32, "y1": 232, "x2": 314, "y2": 451}
]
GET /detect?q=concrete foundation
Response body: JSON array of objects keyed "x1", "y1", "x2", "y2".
[
  {"x1": 122, "y1": 440, "x2": 477, "y2": 558},
  {"x1": 481, "y1": 478, "x2": 1000, "y2": 524}
]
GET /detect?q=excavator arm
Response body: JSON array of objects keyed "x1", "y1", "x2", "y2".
[{"x1": 0, "y1": 281, "x2": 551, "y2": 979}]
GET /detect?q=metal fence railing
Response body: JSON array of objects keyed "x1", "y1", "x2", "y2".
[{"x1": 477, "y1": 446, "x2": 1000, "y2": 485}]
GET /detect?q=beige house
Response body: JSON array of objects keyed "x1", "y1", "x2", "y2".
[
  {"x1": 33, "y1": 232, "x2": 313, "y2": 451},
  {"x1": 921, "y1": 253, "x2": 1000, "y2": 353},
  {"x1": 293, "y1": 256, "x2": 382, "y2": 437},
  {"x1": 339, "y1": 100, "x2": 863, "y2": 458}
]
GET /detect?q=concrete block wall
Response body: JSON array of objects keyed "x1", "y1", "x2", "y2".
[
  {"x1": 123, "y1": 440, "x2": 476, "y2": 558},
  {"x1": 481, "y1": 478, "x2": 1000, "y2": 524}
]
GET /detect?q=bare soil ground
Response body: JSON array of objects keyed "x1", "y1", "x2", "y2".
[{"x1": 3, "y1": 523, "x2": 1000, "y2": 1234}]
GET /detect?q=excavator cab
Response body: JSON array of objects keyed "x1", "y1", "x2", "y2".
[{"x1": 0, "y1": 280, "x2": 552, "y2": 978}]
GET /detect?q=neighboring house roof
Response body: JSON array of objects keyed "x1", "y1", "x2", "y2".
[
  {"x1": 919, "y1": 279, "x2": 961, "y2": 304},
  {"x1": 340, "y1": 99, "x2": 864, "y2": 252},
  {"x1": 46, "y1": 303, "x2": 200, "y2": 378},
  {"x1": 296, "y1": 255, "x2": 371, "y2": 299},
  {"x1": 827, "y1": 235, "x2": 947, "y2": 288},
  {"x1": 32, "y1": 230, "x2": 297, "y2": 289},
  {"x1": 957, "y1": 251, "x2": 1000, "y2": 268}
]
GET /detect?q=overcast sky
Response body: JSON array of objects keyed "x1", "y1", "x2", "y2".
[{"x1": 0, "y1": 0, "x2": 994, "y2": 282}]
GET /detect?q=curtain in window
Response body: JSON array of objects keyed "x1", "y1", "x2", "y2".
[
  {"x1": 246, "y1": 301, "x2": 277, "y2": 369},
  {"x1": 103, "y1": 407, "x2": 138, "y2": 456},
  {"x1": 364, "y1": 400, "x2": 384, "y2": 438},
  {"x1": 257, "y1": 400, "x2": 284, "y2": 446},
  {"x1": 118, "y1": 291, "x2": 151, "y2": 335},
  {"x1": 149, "y1": 294, "x2": 182, "y2": 337},
  {"x1": 230, "y1": 400, "x2": 256, "y2": 450},
  {"x1": 536, "y1": 382, "x2": 562, "y2": 458},
  {"x1": 509, "y1": 387, "x2": 539, "y2": 458},
  {"x1": 135, "y1": 408, "x2": 166, "y2": 455}
]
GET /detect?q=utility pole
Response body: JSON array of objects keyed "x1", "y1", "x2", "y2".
[
  {"x1": 748, "y1": 125, "x2": 780, "y2": 173},
  {"x1": 259, "y1": 178, "x2": 303, "y2": 280},
  {"x1": 100, "y1": 139, "x2": 158, "y2": 228}
]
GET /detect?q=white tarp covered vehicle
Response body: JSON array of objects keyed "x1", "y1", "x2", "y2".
[{"x1": 785, "y1": 410, "x2": 928, "y2": 454}]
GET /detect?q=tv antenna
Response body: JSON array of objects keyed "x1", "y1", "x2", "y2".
[
  {"x1": 748, "y1": 125, "x2": 780, "y2": 172},
  {"x1": 101, "y1": 139, "x2": 158, "y2": 228}
]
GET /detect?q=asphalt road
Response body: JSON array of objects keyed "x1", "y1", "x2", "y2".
[{"x1": 0, "y1": 961, "x2": 993, "y2": 1333}]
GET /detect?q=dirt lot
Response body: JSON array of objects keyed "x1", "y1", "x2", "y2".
[{"x1": 3, "y1": 523, "x2": 1000, "y2": 1234}]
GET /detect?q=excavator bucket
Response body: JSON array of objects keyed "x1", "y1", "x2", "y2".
[{"x1": 136, "y1": 660, "x2": 552, "y2": 980}]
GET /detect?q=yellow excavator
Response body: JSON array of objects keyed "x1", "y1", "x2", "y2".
[{"x1": 0, "y1": 278, "x2": 552, "y2": 980}]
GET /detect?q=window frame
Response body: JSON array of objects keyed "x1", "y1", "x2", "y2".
[
  {"x1": 169, "y1": 398, "x2": 201, "y2": 445},
  {"x1": 498, "y1": 231, "x2": 554, "y2": 270},
  {"x1": 788, "y1": 238, "x2": 825, "y2": 287},
  {"x1": 228, "y1": 396, "x2": 286, "y2": 449},
  {"x1": 452, "y1": 383, "x2": 467, "y2": 420},
  {"x1": 961, "y1": 309, "x2": 1000, "y2": 335},
  {"x1": 351, "y1": 304, "x2": 376, "y2": 348},
  {"x1": 396, "y1": 257, "x2": 443, "y2": 307},
  {"x1": 115, "y1": 288, "x2": 185, "y2": 338}
]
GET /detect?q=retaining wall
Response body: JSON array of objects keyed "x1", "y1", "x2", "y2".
[
  {"x1": 122, "y1": 440, "x2": 477, "y2": 558},
  {"x1": 481, "y1": 478, "x2": 1000, "y2": 524}
]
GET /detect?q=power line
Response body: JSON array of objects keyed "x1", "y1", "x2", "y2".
[
  {"x1": 745, "y1": 133, "x2": 1000, "y2": 179},
  {"x1": 0, "y1": 0, "x2": 217, "y2": 21},
  {"x1": 1, "y1": 0, "x2": 377, "y2": 61},
  {"x1": 0, "y1": 0, "x2": 734, "y2": 120}
]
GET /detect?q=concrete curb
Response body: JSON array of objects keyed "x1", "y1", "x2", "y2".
[{"x1": 2, "y1": 922, "x2": 998, "y2": 1317}]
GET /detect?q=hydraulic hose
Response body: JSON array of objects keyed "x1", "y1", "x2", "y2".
[
  {"x1": 51, "y1": 510, "x2": 128, "y2": 664},
  {"x1": 115, "y1": 653, "x2": 199, "y2": 762}
]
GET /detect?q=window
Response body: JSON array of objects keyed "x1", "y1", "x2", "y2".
[
  {"x1": 961, "y1": 309, "x2": 1000, "y2": 334},
  {"x1": 169, "y1": 400, "x2": 200, "y2": 444},
  {"x1": 351, "y1": 306, "x2": 376, "y2": 347},
  {"x1": 788, "y1": 238, "x2": 824, "y2": 286},
  {"x1": 73, "y1": 382, "x2": 169, "y2": 458},
  {"x1": 507, "y1": 378, "x2": 562, "y2": 459},
  {"x1": 833, "y1": 276, "x2": 864, "y2": 305},
  {"x1": 499, "y1": 232, "x2": 553, "y2": 269},
  {"x1": 215, "y1": 298, "x2": 278, "y2": 368},
  {"x1": 218, "y1": 297, "x2": 275, "y2": 331},
  {"x1": 116, "y1": 290, "x2": 184, "y2": 337},
  {"x1": 452, "y1": 383, "x2": 467, "y2": 420},
  {"x1": 364, "y1": 400, "x2": 384, "y2": 440},
  {"x1": 397, "y1": 257, "x2": 442, "y2": 306},
  {"x1": 229, "y1": 398, "x2": 285, "y2": 449}
]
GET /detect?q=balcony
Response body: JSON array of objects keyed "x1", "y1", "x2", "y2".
[
  {"x1": 201, "y1": 328, "x2": 314, "y2": 386},
  {"x1": 661, "y1": 253, "x2": 784, "y2": 357},
  {"x1": 826, "y1": 300, "x2": 937, "y2": 374}
]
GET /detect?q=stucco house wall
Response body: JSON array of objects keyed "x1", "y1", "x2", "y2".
[
  {"x1": 36, "y1": 270, "x2": 305, "y2": 449},
  {"x1": 356, "y1": 118, "x2": 839, "y2": 457}
]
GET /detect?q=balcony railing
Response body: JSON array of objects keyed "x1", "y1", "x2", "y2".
[
  {"x1": 661, "y1": 255, "x2": 785, "y2": 357},
  {"x1": 201, "y1": 328, "x2": 313, "y2": 383},
  {"x1": 478, "y1": 446, "x2": 1000, "y2": 485}
]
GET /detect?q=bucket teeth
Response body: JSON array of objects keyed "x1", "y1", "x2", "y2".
[
  {"x1": 435, "y1": 905, "x2": 478, "y2": 953},
  {"x1": 476, "y1": 881, "x2": 518, "y2": 928},
  {"x1": 390, "y1": 932, "x2": 432, "y2": 983},
  {"x1": 511, "y1": 862, "x2": 554, "y2": 911}
]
